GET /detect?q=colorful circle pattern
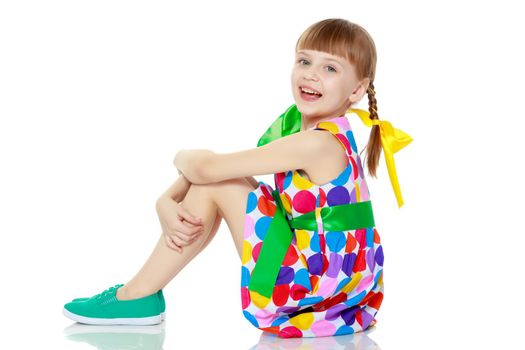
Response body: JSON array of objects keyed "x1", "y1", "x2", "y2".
[{"x1": 241, "y1": 114, "x2": 384, "y2": 338}]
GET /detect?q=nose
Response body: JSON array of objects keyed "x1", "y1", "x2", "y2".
[{"x1": 302, "y1": 65, "x2": 319, "y2": 81}]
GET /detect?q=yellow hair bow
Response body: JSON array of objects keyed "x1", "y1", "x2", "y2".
[{"x1": 348, "y1": 108, "x2": 413, "y2": 208}]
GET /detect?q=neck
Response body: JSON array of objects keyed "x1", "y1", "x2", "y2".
[{"x1": 301, "y1": 112, "x2": 346, "y2": 131}]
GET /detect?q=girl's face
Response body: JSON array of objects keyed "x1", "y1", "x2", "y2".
[{"x1": 291, "y1": 49, "x2": 369, "y2": 123}]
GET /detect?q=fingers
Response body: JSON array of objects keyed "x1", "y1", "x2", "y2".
[
  {"x1": 165, "y1": 233, "x2": 182, "y2": 253},
  {"x1": 168, "y1": 224, "x2": 202, "y2": 247},
  {"x1": 178, "y1": 206, "x2": 203, "y2": 226},
  {"x1": 167, "y1": 213, "x2": 203, "y2": 244},
  {"x1": 179, "y1": 219, "x2": 204, "y2": 240}
]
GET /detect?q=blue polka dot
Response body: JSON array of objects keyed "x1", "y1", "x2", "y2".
[
  {"x1": 326, "y1": 231, "x2": 346, "y2": 252},
  {"x1": 283, "y1": 171, "x2": 293, "y2": 190},
  {"x1": 271, "y1": 316, "x2": 289, "y2": 327},
  {"x1": 243, "y1": 310, "x2": 259, "y2": 327},
  {"x1": 335, "y1": 325, "x2": 355, "y2": 335},
  {"x1": 344, "y1": 290, "x2": 366, "y2": 307},
  {"x1": 294, "y1": 268, "x2": 312, "y2": 290},
  {"x1": 346, "y1": 130, "x2": 358, "y2": 153},
  {"x1": 245, "y1": 192, "x2": 258, "y2": 213},
  {"x1": 374, "y1": 269, "x2": 383, "y2": 286},
  {"x1": 366, "y1": 228, "x2": 374, "y2": 248},
  {"x1": 331, "y1": 164, "x2": 352, "y2": 186},
  {"x1": 241, "y1": 266, "x2": 250, "y2": 287},
  {"x1": 310, "y1": 232, "x2": 321, "y2": 252},
  {"x1": 298, "y1": 296, "x2": 324, "y2": 307},
  {"x1": 254, "y1": 216, "x2": 272, "y2": 240},
  {"x1": 335, "y1": 277, "x2": 351, "y2": 294}
]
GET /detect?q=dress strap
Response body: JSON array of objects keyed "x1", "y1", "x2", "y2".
[
  {"x1": 348, "y1": 108, "x2": 413, "y2": 208},
  {"x1": 313, "y1": 118, "x2": 353, "y2": 160}
]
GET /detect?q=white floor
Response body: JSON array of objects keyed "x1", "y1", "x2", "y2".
[
  {"x1": 4, "y1": 263, "x2": 523, "y2": 349},
  {"x1": 2, "y1": 0, "x2": 525, "y2": 348}
]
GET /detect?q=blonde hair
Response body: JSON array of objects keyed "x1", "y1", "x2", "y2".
[{"x1": 295, "y1": 18, "x2": 381, "y2": 178}]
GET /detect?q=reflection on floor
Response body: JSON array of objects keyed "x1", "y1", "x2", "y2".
[
  {"x1": 63, "y1": 320, "x2": 380, "y2": 349},
  {"x1": 63, "y1": 322, "x2": 166, "y2": 350}
]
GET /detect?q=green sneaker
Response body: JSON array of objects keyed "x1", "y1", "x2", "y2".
[
  {"x1": 63, "y1": 284, "x2": 162, "y2": 325},
  {"x1": 70, "y1": 288, "x2": 166, "y2": 320}
]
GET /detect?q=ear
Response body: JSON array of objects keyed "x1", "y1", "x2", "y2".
[{"x1": 349, "y1": 77, "x2": 371, "y2": 104}]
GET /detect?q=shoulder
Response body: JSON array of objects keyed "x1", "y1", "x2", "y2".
[{"x1": 275, "y1": 129, "x2": 333, "y2": 157}]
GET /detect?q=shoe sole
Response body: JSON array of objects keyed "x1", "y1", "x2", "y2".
[{"x1": 63, "y1": 307, "x2": 163, "y2": 326}]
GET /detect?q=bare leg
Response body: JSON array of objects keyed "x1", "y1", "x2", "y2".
[{"x1": 117, "y1": 177, "x2": 257, "y2": 300}]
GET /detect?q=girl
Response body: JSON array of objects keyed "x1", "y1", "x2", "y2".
[{"x1": 63, "y1": 18, "x2": 412, "y2": 338}]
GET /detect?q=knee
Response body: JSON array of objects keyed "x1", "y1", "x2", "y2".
[{"x1": 193, "y1": 178, "x2": 248, "y2": 200}]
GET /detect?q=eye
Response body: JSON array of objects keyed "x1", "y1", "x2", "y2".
[{"x1": 297, "y1": 58, "x2": 337, "y2": 72}]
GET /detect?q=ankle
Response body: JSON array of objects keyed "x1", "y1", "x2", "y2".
[{"x1": 116, "y1": 284, "x2": 152, "y2": 301}]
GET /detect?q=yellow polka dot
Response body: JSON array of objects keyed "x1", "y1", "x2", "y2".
[
  {"x1": 289, "y1": 311, "x2": 314, "y2": 330},
  {"x1": 241, "y1": 241, "x2": 252, "y2": 265},
  {"x1": 354, "y1": 180, "x2": 361, "y2": 202},
  {"x1": 292, "y1": 171, "x2": 313, "y2": 190},
  {"x1": 299, "y1": 253, "x2": 308, "y2": 268},
  {"x1": 317, "y1": 121, "x2": 340, "y2": 133},
  {"x1": 341, "y1": 272, "x2": 362, "y2": 293},
  {"x1": 280, "y1": 193, "x2": 292, "y2": 214},
  {"x1": 295, "y1": 229, "x2": 310, "y2": 250},
  {"x1": 249, "y1": 290, "x2": 271, "y2": 308}
]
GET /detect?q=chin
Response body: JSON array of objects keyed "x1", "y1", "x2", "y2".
[{"x1": 295, "y1": 102, "x2": 319, "y2": 116}]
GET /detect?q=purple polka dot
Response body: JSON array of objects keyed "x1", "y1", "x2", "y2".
[
  {"x1": 326, "y1": 253, "x2": 343, "y2": 278},
  {"x1": 276, "y1": 266, "x2": 295, "y2": 285},
  {"x1": 342, "y1": 253, "x2": 356, "y2": 277},
  {"x1": 326, "y1": 186, "x2": 350, "y2": 206},
  {"x1": 375, "y1": 245, "x2": 384, "y2": 266},
  {"x1": 341, "y1": 305, "x2": 359, "y2": 326},
  {"x1": 325, "y1": 303, "x2": 349, "y2": 321},
  {"x1": 366, "y1": 247, "x2": 376, "y2": 272},
  {"x1": 350, "y1": 187, "x2": 357, "y2": 202},
  {"x1": 307, "y1": 253, "x2": 324, "y2": 275},
  {"x1": 276, "y1": 306, "x2": 301, "y2": 313},
  {"x1": 361, "y1": 309, "x2": 374, "y2": 329}
]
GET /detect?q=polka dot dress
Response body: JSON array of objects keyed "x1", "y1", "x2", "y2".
[{"x1": 240, "y1": 114, "x2": 384, "y2": 338}]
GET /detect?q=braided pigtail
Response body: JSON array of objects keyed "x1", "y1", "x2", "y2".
[{"x1": 359, "y1": 81, "x2": 382, "y2": 178}]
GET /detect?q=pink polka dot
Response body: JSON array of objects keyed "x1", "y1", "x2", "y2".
[
  {"x1": 255, "y1": 308, "x2": 278, "y2": 328},
  {"x1": 244, "y1": 215, "x2": 254, "y2": 238},
  {"x1": 356, "y1": 274, "x2": 374, "y2": 294},
  {"x1": 311, "y1": 319, "x2": 337, "y2": 336},
  {"x1": 360, "y1": 179, "x2": 370, "y2": 201},
  {"x1": 316, "y1": 277, "x2": 338, "y2": 298},
  {"x1": 293, "y1": 190, "x2": 316, "y2": 213}
]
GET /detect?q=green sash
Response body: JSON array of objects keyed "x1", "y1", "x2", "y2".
[{"x1": 247, "y1": 104, "x2": 376, "y2": 299}]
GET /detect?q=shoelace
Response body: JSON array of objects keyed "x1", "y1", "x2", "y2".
[{"x1": 94, "y1": 284, "x2": 123, "y2": 300}]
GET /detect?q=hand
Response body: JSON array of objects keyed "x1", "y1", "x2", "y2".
[{"x1": 156, "y1": 195, "x2": 204, "y2": 253}]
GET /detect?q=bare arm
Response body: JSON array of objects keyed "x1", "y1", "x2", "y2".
[
  {"x1": 157, "y1": 173, "x2": 192, "y2": 204},
  {"x1": 174, "y1": 130, "x2": 328, "y2": 184},
  {"x1": 244, "y1": 176, "x2": 259, "y2": 189}
]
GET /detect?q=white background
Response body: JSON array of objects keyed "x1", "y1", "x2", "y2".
[{"x1": 1, "y1": 0, "x2": 524, "y2": 349}]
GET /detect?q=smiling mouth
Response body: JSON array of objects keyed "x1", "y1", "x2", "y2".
[
  {"x1": 299, "y1": 86, "x2": 323, "y2": 96},
  {"x1": 299, "y1": 86, "x2": 323, "y2": 101}
]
